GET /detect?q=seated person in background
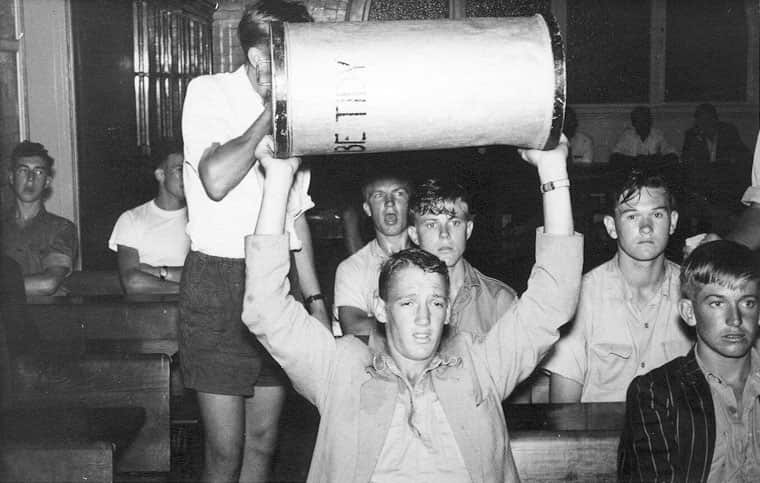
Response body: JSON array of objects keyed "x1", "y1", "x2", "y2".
[
  {"x1": 334, "y1": 170, "x2": 412, "y2": 339},
  {"x1": 108, "y1": 141, "x2": 189, "y2": 294},
  {"x1": 610, "y1": 106, "x2": 678, "y2": 168},
  {"x1": 1, "y1": 141, "x2": 77, "y2": 296},
  {"x1": 544, "y1": 169, "x2": 693, "y2": 402},
  {"x1": 565, "y1": 106, "x2": 595, "y2": 165},
  {"x1": 408, "y1": 178, "x2": 517, "y2": 337},
  {"x1": 619, "y1": 240, "x2": 760, "y2": 482},
  {"x1": 243, "y1": 135, "x2": 581, "y2": 482},
  {"x1": 682, "y1": 103, "x2": 750, "y2": 167}
]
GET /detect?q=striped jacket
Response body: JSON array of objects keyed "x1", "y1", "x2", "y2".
[{"x1": 618, "y1": 348, "x2": 715, "y2": 483}]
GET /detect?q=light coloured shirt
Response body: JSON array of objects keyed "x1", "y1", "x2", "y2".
[
  {"x1": 696, "y1": 348, "x2": 760, "y2": 483},
  {"x1": 181, "y1": 65, "x2": 313, "y2": 258},
  {"x1": 543, "y1": 255, "x2": 694, "y2": 402},
  {"x1": 570, "y1": 131, "x2": 595, "y2": 164},
  {"x1": 333, "y1": 239, "x2": 388, "y2": 321},
  {"x1": 371, "y1": 358, "x2": 470, "y2": 483},
  {"x1": 613, "y1": 126, "x2": 677, "y2": 158},
  {"x1": 449, "y1": 259, "x2": 516, "y2": 337},
  {"x1": 740, "y1": 131, "x2": 760, "y2": 205},
  {"x1": 108, "y1": 200, "x2": 189, "y2": 267}
]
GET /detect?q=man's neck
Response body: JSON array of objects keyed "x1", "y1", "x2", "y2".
[
  {"x1": 155, "y1": 190, "x2": 185, "y2": 211},
  {"x1": 375, "y1": 232, "x2": 410, "y2": 256},
  {"x1": 616, "y1": 252, "x2": 667, "y2": 304},
  {"x1": 448, "y1": 259, "x2": 467, "y2": 301},
  {"x1": 696, "y1": 342, "x2": 752, "y2": 392},
  {"x1": 14, "y1": 200, "x2": 43, "y2": 226}
]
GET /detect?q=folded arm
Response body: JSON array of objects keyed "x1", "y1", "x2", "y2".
[{"x1": 116, "y1": 245, "x2": 181, "y2": 294}]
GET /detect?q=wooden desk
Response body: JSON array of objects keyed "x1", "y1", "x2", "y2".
[{"x1": 505, "y1": 402, "x2": 625, "y2": 482}]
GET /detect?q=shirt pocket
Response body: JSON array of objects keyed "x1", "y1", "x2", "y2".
[{"x1": 589, "y1": 342, "x2": 635, "y2": 388}]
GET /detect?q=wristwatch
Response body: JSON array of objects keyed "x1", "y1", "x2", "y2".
[
  {"x1": 159, "y1": 266, "x2": 169, "y2": 280},
  {"x1": 539, "y1": 178, "x2": 570, "y2": 194}
]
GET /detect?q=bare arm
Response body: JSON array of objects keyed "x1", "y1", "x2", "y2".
[
  {"x1": 116, "y1": 245, "x2": 180, "y2": 295},
  {"x1": 293, "y1": 215, "x2": 330, "y2": 328},
  {"x1": 198, "y1": 108, "x2": 272, "y2": 201},
  {"x1": 337, "y1": 306, "x2": 375, "y2": 339},
  {"x1": 549, "y1": 373, "x2": 583, "y2": 403}
]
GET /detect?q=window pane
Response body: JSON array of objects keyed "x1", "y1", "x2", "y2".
[
  {"x1": 567, "y1": 0, "x2": 650, "y2": 103},
  {"x1": 665, "y1": 0, "x2": 747, "y2": 102}
]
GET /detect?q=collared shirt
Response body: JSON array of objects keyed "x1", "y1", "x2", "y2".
[
  {"x1": 370, "y1": 353, "x2": 471, "y2": 483},
  {"x1": 543, "y1": 255, "x2": 693, "y2": 402},
  {"x1": 333, "y1": 239, "x2": 388, "y2": 322},
  {"x1": 613, "y1": 127, "x2": 677, "y2": 158},
  {"x1": 1, "y1": 206, "x2": 77, "y2": 276},
  {"x1": 741, "y1": 131, "x2": 760, "y2": 205},
  {"x1": 448, "y1": 259, "x2": 517, "y2": 337},
  {"x1": 108, "y1": 200, "x2": 189, "y2": 267},
  {"x1": 181, "y1": 65, "x2": 313, "y2": 258},
  {"x1": 570, "y1": 131, "x2": 595, "y2": 164},
  {"x1": 696, "y1": 348, "x2": 760, "y2": 483}
]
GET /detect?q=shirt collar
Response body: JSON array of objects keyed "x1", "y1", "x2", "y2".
[
  {"x1": 607, "y1": 254, "x2": 675, "y2": 300},
  {"x1": 366, "y1": 328, "x2": 462, "y2": 378},
  {"x1": 460, "y1": 259, "x2": 481, "y2": 290},
  {"x1": 695, "y1": 347, "x2": 760, "y2": 386}
]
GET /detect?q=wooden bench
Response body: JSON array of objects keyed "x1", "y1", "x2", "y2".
[{"x1": 62, "y1": 270, "x2": 124, "y2": 296}]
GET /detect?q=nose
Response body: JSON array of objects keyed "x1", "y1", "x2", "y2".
[
  {"x1": 639, "y1": 217, "x2": 653, "y2": 234},
  {"x1": 415, "y1": 302, "x2": 431, "y2": 326},
  {"x1": 383, "y1": 194, "x2": 394, "y2": 207},
  {"x1": 439, "y1": 223, "x2": 451, "y2": 239},
  {"x1": 726, "y1": 304, "x2": 741, "y2": 327}
]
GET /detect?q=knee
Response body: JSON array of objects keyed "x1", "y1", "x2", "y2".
[{"x1": 245, "y1": 419, "x2": 279, "y2": 454}]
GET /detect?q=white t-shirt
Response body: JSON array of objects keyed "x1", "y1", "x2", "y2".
[
  {"x1": 108, "y1": 200, "x2": 190, "y2": 267},
  {"x1": 741, "y1": 131, "x2": 760, "y2": 205},
  {"x1": 333, "y1": 239, "x2": 387, "y2": 320},
  {"x1": 181, "y1": 65, "x2": 313, "y2": 258},
  {"x1": 612, "y1": 127, "x2": 677, "y2": 157}
]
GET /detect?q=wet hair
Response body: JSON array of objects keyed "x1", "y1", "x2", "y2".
[
  {"x1": 409, "y1": 178, "x2": 474, "y2": 222},
  {"x1": 378, "y1": 248, "x2": 449, "y2": 302},
  {"x1": 609, "y1": 168, "x2": 676, "y2": 214},
  {"x1": 238, "y1": 0, "x2": 312, "y2": 56},
  {"x1": 680, "y1": 240, "x2": 760, "y2": 300},
  {"x1": 151, "y1": 139, "x2": 184, "y2": 169},
  {"x1": 11, "y1": 140, "x2": 53, "y2": 171}
]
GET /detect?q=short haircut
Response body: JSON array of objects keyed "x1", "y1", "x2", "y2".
[
  {"x1": 238, "y1": 0, "x2": 312, "y2": 55},
  {"x1": 151, "y1": 139, "x2": 184, "y2": 169},
  {"x1": 360, "y1": 169, "x2": 411, "y2": 202},
  {"x1": 694, "y1": 103, "x2": 717, "y2": 119},
  {"x1": 378, "y1": 248, "x2": 449, "y2": 302},
  {"x1": 609, "y1": 168, "x2": 676, "y2": 214},
  {"x1": 409, "y1": 178, "x2": 474, "y2": 222},
  {"x1": 680, "y1": 240, "x2": 760, "y2": 300},
  {"x1": 11, "y1": 140, "x2": 53, "y2": 170}
]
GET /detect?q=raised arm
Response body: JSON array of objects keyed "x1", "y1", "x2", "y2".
[{"x1": 292, "y1": 215, "x2": 330, "y2": 328}]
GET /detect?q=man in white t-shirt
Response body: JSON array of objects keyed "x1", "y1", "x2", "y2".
[
  {"x1": 109, "y1": 141, "x2": 189, "y2": 294},
  {"x1": 334, "y1": 170, "x2": 412, "y2": 340},
  {"x1": 610, "y1": 106, "x2": 678, "y2": 166},
  {"x1": 179, "y1": 2, "x2": 328, "y2": 481}
]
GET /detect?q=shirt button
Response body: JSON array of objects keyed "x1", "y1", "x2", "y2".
[
  {"x1": 644, "y1": 323, "x2": 649, "y2": 328},
  {"x1": 641, "y1": 362, "x2": 646, "y2": 368}
]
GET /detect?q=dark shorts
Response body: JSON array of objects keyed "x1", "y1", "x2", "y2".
[{"x1": 178, "y1": 251, "x2": 288, "y2": 396}]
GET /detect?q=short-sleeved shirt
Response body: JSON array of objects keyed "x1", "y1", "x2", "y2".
[
  {"x1": 333, "y1": 239, "x2": 387, "y2": 321},
  {"x1": 740, "y1": 131, "x2": 760, "y2": 205},
  {"x1": 449, "y1": 259, "x2": 517, "y2": 337},
  {"x1": 108, "y1": 200, "x2": 189, "y2": 267},
  {"x1": 181, "y1": 65, "x2": 313, "y2": 258},
  {"x1": 570, "y1": 131, "x2": 595, "y2": 164},
  {"x1": 612, "y1": 127, "x2": 677, "y2": 158},
  {"x1": 543, "y1": 255, "x2": 693, "y2": 402},
  {"x1": 1, "y1": 207, "x2": 77, "y2": 276}
]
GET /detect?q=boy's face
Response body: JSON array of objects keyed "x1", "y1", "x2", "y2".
[
  {"x1": 680, "y1": 280, "x2": 760, "y2": 361},
  {"x1": 9, "y1": 155, "x2": 51, "y2": 204},
  {"x1": 604, "y1": 187, "x2": 677, "y2": 263},
  {"x1": 375, "y1": 265, "x2": 449, "y2": 366},
  {"x1": 362, "y1": 178, "x2": 410, "y2": 237},
  {"x1": 408, "y1": 199, "x2": 473, "y2": 268},
  {"x1": 159, "y1": 153, "x2": 185, "y2": 200}
]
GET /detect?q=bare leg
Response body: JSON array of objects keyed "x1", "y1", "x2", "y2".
[
  {"x1": 197, "y1": 391, "x2": 245, "y2": 483},
  {"x1": 239, "y1": 385, "x2": 287, "y2": 483}
]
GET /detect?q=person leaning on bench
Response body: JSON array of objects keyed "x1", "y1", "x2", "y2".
[
  {"x1": 619, "y1": 240, "x2": 760, "y2": 482},
  {"x1": 242, "y1": 133, "x2": 582, "y2": 482}
]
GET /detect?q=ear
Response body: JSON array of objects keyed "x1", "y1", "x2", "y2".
[
  {"x1": 246, "y1": 46, "x2": 267, "y2": 67},
  {"x1": 408, "y1": 225, "x2": 419, "y2": 245},
  {"x1": 603, "y1": 215, "x2": 618, "y2": 240},
  {"x1": 373, "y1": 293, "x2": 388, "y2": 325},
  {"x1": 154, "y1": 168, "x2": 165, "y2": 184},
  {"x1": 669, "y1": 210, "x2": 679, "y2": 235},
  {"x1": 362, "y1": 201, "x2": 371, "y2": 218},
  {"x1": 465, "y1": 220, "x2": 474, "y2": 240},
  {"x1": 678, "y1": 298, "x2": 696, "y2": 327}
]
